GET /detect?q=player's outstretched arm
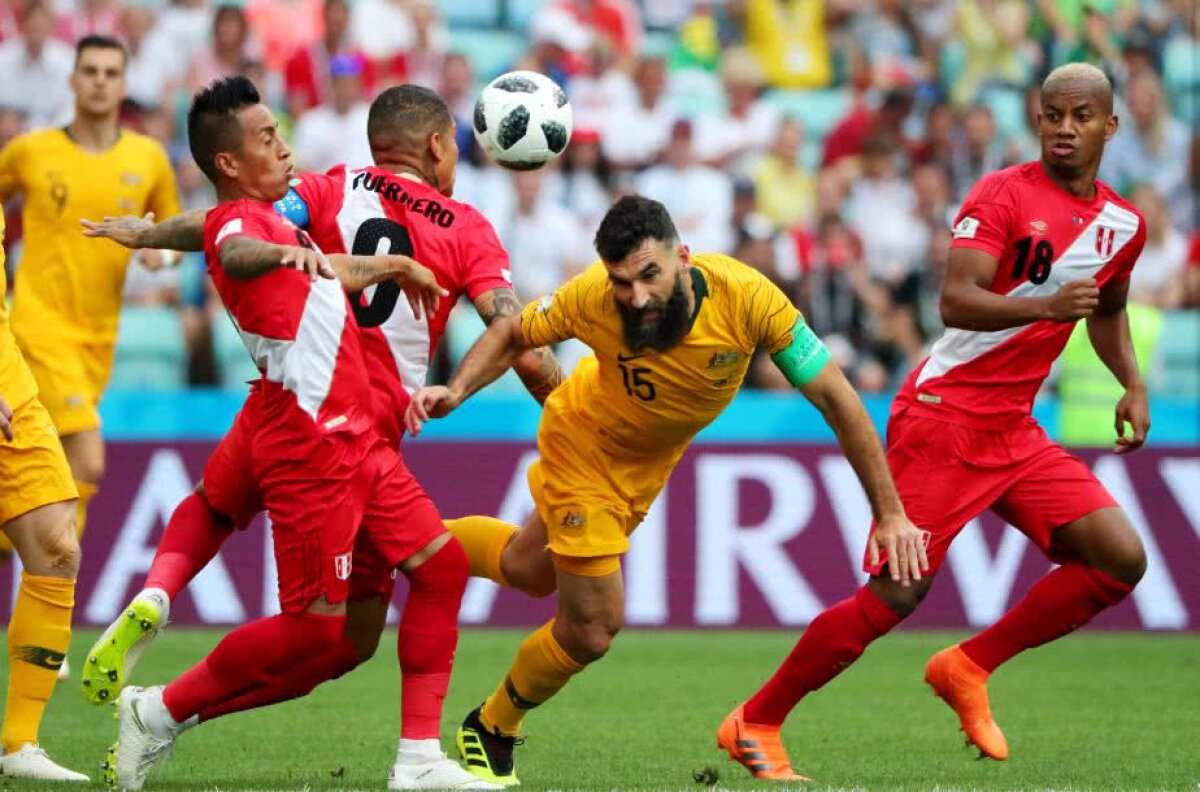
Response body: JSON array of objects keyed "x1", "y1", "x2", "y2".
[
  {"x1": 941, "y1": 247, "x2": 1099, "y2": 330},
  {"x1": 80, "y1": 209, "x2": 207, "y2": 252},
  {"x1": 1087, "y1": 276, "x2": 1150, "y2": 454},
  {"x1": 405, "y1": 315, "x2": 532, "y2": 435},
  {"x1": 328, "y1": 254, "x2": 449, "y2": 318},
  {"x1": 218, "y1": 237, "x2": 335, "y2": 281},
  {"x1": 473, "y1": 287, "x2": 565, "y2": 405}
]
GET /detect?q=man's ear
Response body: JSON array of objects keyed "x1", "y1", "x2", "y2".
[{"x1": 215, "y1": 151, "x2": 238, "y2": 180}]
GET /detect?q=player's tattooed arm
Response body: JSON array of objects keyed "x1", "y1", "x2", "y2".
[
  {"x1": 218, "y1": 236, "x2": 334, "y2": 281},
  {"x1": 81, "y1": 209, "x2": 207, "y2": 251},
  {"x1": 330, "y1": 254, "x2": 448, "y2": 317},
  {"x1": 474, "y1": 288, "x2": 565, "y2": 405}
]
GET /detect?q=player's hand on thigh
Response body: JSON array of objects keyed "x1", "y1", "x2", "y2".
[
  {"x1": 868, "y1": 514, "x2": 929, "y2": 586},
  {"x1": 0, "y1": 395, "x2": 12, "y2": 441}
]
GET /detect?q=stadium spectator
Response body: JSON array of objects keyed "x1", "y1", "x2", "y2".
[
  {"x1": 550, "y1": 0, "x2": 642, "y2": 62},
  {"x1": 497, "y1": 170, "x2": 589, "y2": 303},
  {"x1": 847, "y1": 0, "x2": 923, "y2": 85},
  {"x1": 157, "y1": 0, "x2": 211, "y2": 67},
  {"x1": 692, "y1": 47, "x2": 782, "y2": 169},
  {"x1": 520, "y1": 6, "x2": 589, "y2": 87},
  {"x1": 438, "y1": 52, "x2": 475, "y2": 158},
  {"x1": 821, "y1": 86, "x2": 914, "y2": 170},
  {"x1": 568, "y1": 36, "x2": 636, "y2": 132},
  {"x1": 246, "y1": 0, "x2": 323, "y2": 74},
  {"x1": 546, "y1": 127, "x2": 613, "y2": 235},
  {"x1": 119, "y1": 1, "x2": 181, "y2": 110},
  {"x1": 1037, "y1": 0, "x2": 1138, "y2": 67},
  {"x1": 1128, "y1": 185, "x2": 1188, "y2": 310},
  {"x1": 56, "y1": 0, "x2": 121, "y2": 45},
  {"x1": 283, "y1": 0, "x2": 376, "y2": 117},
  {"x1": 951, "y1": 105, "x2": 1003, "y2": 201},
  {"x1": 291, "y1": 54, "x2": 371, "y2": 172},
  {"x1": 0, "y1": 0, "x2": 74, "y2": 129},
  {"x1": 187, "y1": 4, "x2": 260, "y2": 93},
  {"x1": 1101, "y1": 70, "x2": 1192, "y2": 229},
  {"x1": 402, "y1": 0, "x2": 448, "y2": 88},
  {"x1": 600, "y1": 55, "x2": 673, "y2": 171},
  {"x1": 749, "y1": 116, "x2": 816, "y2": 232},
  {"x1": 739, "y1": 0, "x2": 834, "y2": 90},
  {"x1": 637, "y1": 119, "x2": 733, "y2": 255},
  {"x1": 952, "y1": 0, "x2": 1036, "y2": 107}
]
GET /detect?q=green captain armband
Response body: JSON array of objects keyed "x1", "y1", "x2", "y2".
[{"x1": 770, "y1": 318, "x2": 831, "y2": 388}]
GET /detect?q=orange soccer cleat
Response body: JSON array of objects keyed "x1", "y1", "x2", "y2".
[
  {"x1": 925, "y1": 645, "x2": 1010, "y2": 761},
  {"x1": 716, "y1": 706, "x2": 811, "y2": 782}
]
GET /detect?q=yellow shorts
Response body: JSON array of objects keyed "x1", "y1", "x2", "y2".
[
  {"x1": 0, "y1": 395, "x2": 78, "y2": 529},
  {"x1": 16, "y1": 336, "x2": 114, "y2": 436},
  {"x1": 528, "y1": 412, "x2": 680, "y2": 571}
]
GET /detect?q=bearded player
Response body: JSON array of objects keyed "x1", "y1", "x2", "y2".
[
  {"x1": 405, "y1": 194, "x2": 927, "y2": 786},
  {"x1": 722, "y1": 62, "x2": 1150, "y2": 779},
  {"x1": 0, "y1": 35, "x2": 178, "y2": 574}
]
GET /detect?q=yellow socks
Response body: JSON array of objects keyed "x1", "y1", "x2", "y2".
[
  {"x1": 444, "y1": 516, "x2": 518, "y2": 585},
  {"x1": 73, "y1": 480, "x2": 97, "y2": 538},
  {"x1": 480, "y1": 620, "x2": 584, "y2": 736},
  {"x1": 3, "y1": 573, "x2": 74, "y2": 753}
]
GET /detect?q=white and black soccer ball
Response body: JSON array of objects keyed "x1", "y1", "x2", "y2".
[{"x1": 473, "y1": 71, "x2": 573, "y2": 171}]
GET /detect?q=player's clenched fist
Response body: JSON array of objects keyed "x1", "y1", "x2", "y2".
[
  {"x1": 1045, "y1": 278, "x2": 1100, "y2": 321},
  {"x1": 405, "y1": 386, "x2": 460, "y2": 436}
]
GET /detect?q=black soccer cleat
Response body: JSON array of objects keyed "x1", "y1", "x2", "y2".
[{"x1": 455, "y1": 705, "x2": 523, "y2": 787}]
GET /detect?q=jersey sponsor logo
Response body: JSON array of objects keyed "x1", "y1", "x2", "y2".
[
  {"x1": 952, "y1": 216, "x2": 980, "y2": 239},
  {"x1": 350, "y1": 171, "x2": 456, "y2": 228},
  {"x1": 1095, "y1": 225, "x2": 1117, "y2": 261},
  {"x1": 1029, "y1": 219, "x2": 1048, "y2": 236},
  {"x1": 215, "y1": 218, "x2": 243, "y2": 247},
  {"x1": 333, "y1": 552, "x2": 352, "y2": 581}
]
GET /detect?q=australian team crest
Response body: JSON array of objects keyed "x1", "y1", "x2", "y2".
[{"x1": 1095, "y1": 225, "x2": 1117, "y2": 261}]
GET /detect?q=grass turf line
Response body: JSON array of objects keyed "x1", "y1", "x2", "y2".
[{"x1": 5, "y1": 628, "x2": 1197, "y2": 791}]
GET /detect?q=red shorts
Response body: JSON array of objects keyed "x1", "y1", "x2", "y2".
[
  {"x1": 204, "y1": 396, "x2": 440, "y2": 611},
  {"x1": 863, "y1": 409, "x2": 1118, "y2": 576}
]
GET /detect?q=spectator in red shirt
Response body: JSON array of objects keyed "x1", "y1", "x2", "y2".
[
  {"x1": 822, "y1": 87, "x2": 914, "y2": 170},
  {"x1": 284, "y1": 0, "x2": 376, "y2": 117}
]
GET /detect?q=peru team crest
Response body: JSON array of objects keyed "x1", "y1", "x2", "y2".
[{"x1": 1095, "y1": 225, "x2": 1117, "y2": 261}]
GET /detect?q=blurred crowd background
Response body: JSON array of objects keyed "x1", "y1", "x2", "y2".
[{"x1": 1, "y1": 0, "x2": 1197, "y2": 443}]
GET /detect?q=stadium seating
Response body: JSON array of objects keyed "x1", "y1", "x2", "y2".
[
  {"x1": 110, "y1": 305, "x2": 187, "y2": 390},
  {"x1": 1159, "y1": 310, "x2": 1200, "y2": 399}
]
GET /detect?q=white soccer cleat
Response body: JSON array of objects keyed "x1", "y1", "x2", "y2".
[
  {"x1": 113, "y1": 686, "x2": 177, "y2": 790},
  {"x1": 82, "y1": 588, "x2": 169, "y2": 705},
  {"x1": 57, "y1": 655, "x2": 71, "y2": 681},
  {"x1": 389, "y1": 756, "x2": 505, "y2": 790},
  {"x1": 0, "y1": 743, "x2": 89, "y2": 782}
]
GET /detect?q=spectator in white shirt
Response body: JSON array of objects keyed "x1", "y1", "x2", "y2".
[
  {"x1": 119, "y1": 1, "x2": 181, "y2": 110},
  {"x1": 600, "y1": 55, "x2": 675, "y2": 171},
  {"x1": 546, "y1": 127, "x2": 613, "y2": 234},
  {"x1": 292, "y1": 53, "x2": 371, "y2": 172},
  {"x1": 0, "y1": 1, "x2": 74, "y2": 130},
  {"x1": 1128, "y1": 185, "x2": 1188, "y2": 309},
  {"x1": 692, "y1": 47, "x2": 782, "y2": 170},
  {"x1": 500, "y1": 169, "x2": 590, "y2": 302},
  {"x1": 637, "y1": 119, "x2": 734, "y2": 255}
]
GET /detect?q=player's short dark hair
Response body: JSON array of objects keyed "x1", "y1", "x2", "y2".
[
  {"x1": 187, "y1": 76, "x2": 261, "y2": 184},
  {"x1": 75, "y1": 35, "x2": 127, "y2": 69},
  {"x1": 367, "y1": 84, "x2": 453, "y2": 154},
  {"x1": 594, "y1": 195, "x2": 679, "y2": 263}
]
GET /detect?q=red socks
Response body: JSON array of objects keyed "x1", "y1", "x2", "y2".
[
  {"x1": 743, "y1": 586, "x2": 902, "y2": 726},
  {"x1": 961, "y1": 563, "x2": 1133, "y2": 673},
  {"x1": 397, "y1": 538, "x2": 469, "y2": 739},
  {"x1": 144, "y1": 492, "x2": 234, "y2": 600},
  {"x1": 162, "y1": 611, "x2": 345, "y2": 722}
]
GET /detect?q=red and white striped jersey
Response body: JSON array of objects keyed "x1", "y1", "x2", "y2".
[
  {"x1": 288, "y1": 166, "x2": 512, "y2": 441},
  {"x1": 898, "y1": 161, "x2": 1146, "y2": 428},
  {"x1": 204, "y1": 199, "x2": 374, "y2": 443}
]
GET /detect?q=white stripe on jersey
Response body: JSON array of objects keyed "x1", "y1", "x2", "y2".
[
  {"x1": 917, "y1": 200, "x2": 1140, "y2": 388},
  {"x1": 234, "y1": 276, "x2": 347, "y2": 421},
  {"x1": 336, "y1": 169, "x2": 432, "y2": 394}
]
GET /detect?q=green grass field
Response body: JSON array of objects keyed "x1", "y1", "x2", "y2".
[{"x1": 6, "y1": 628, "x2": 1199, "y2": 791}]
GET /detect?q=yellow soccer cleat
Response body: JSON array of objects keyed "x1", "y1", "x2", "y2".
[
  {"x1": 925, "y1": 645, "x2": 1009, "y2": 761},
  {"x1": 716, "y1": 705, "x2": 810, "y2": 782},
  {"x1": 455, "y1": 706, "x2": 522, "y2": 787},
  {"x1": 82, "y1": 590, "x2": 168, "y2": 705}
]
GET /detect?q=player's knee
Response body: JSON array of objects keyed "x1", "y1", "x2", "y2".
[
  {"x1": 1098, "y1": 532, "x2": 1147, "y2": 587},
  {"x1": 559, "y1": 616, "x2": 622, "y2": 664},
  {"x1": 33, "y1": 509, "x2": 81, "y2": 578},
  {"x1": 867, "y1": 574, "x2": 931, "y2": 619}
]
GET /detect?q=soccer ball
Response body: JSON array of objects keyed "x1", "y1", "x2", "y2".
[{"x1": 473, "y1": 71, "x2": 573, "y2": 171}]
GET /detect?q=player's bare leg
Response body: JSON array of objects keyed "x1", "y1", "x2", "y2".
[
  {"x1": 498, "y1": 511, "x2": 556, "y2": 598},
  {"x1": 56, "y1": 429, "x2": 103, "y2": 683},
  {"x1": 458, "y1": 562, "x2": 621, "y2": 786},
  {"x1": 933, "y1": 507, "x2": 1145, "y2": 760},
  {"x1": 0, "y1": 500, "x2": 89, "y2": 782}
]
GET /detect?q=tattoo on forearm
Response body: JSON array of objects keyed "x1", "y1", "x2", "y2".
[
  {"x1": 220, "y1": 237, "x2": 284, "y2": 280},
  {"x1": 523, "y1": 347, "x2": 566, "y2": 404},
  {"x1": 477, "y1": 288, "x2": 523, "y2": 326},
  {"x1": 145, "y1": 209, "x2": 206, "y2": 251}
]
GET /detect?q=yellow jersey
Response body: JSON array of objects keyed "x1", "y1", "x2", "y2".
[
  {"x1": 520, "y1": 253, "x2": 801, "y2": 459},
  {"x1": 0, "y1": 128, "x2": 179, "y2": 345},
  {"x1": 0, "y1": 215, "x2": 39, "y2": 407}
]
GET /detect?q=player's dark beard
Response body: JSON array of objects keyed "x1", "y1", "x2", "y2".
[{"x1": 618, "y1": 273, "x2": 691, "y2": 352}]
